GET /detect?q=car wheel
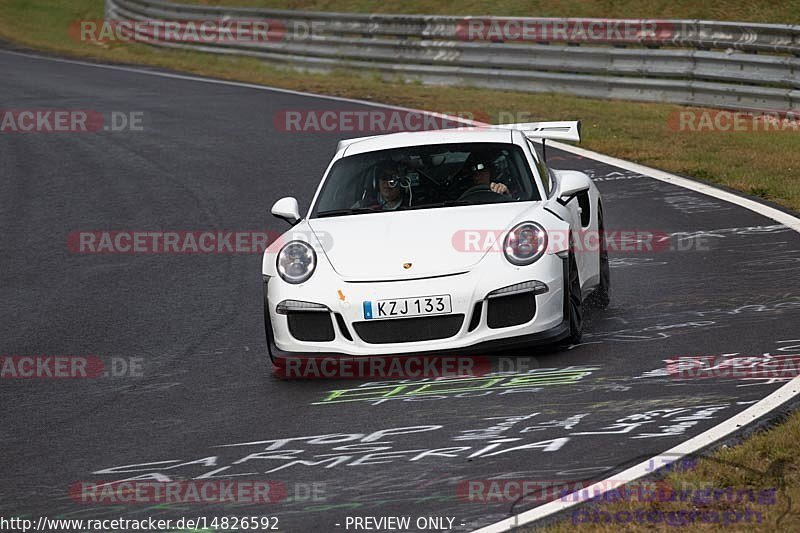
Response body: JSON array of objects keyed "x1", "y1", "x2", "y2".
[
  {"x1": 566, "y1": 247, "x2": 584, "y2": 344},
  {"x1": 587, "y1": 205, "x2": 610, "y2": 310}
]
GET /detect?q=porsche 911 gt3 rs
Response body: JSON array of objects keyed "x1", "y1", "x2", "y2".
[{"x1": 262, "y1": 121, "x2": 609, "y2": 364}]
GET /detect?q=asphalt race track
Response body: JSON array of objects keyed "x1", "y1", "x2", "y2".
[{"x1": 2, "y1": 49, "x2": 800, "y2": 532}]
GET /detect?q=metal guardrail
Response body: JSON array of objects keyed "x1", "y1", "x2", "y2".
[{"x1": 106, "y1": 0, "x2": 800, "y2": 112}]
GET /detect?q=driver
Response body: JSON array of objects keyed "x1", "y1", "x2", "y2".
[
  {"x1": 355, "y1": 161, "x2": 408, "y2": 211},
  {"x1": 459, "y1": 154, "x2": 510, "y2": 199}
]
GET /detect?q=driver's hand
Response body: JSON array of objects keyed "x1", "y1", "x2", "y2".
[{"x1": 490, "y1": 182, "x2": 509, "y2": 195}]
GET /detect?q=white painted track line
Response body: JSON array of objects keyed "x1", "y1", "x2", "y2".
[{"x1": 472, "y1": 377, "x2": 800, "y2": 532}]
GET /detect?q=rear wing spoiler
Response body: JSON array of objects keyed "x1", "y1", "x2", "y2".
[
  {"x1": 491, "y1": 121, "x2": 581, "y2": 142},
  {"x1": 335, "y1": 120, "x2": 580, "y2": 154},
  {"x1": 336, "y1": 135, "x2": 379, "y2": 154}
]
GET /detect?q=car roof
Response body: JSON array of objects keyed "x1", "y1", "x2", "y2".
[{"x1": 340, "y1": 128, "x2": 514, "y2": 156}]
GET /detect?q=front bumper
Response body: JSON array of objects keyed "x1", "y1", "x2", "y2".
[{"x1": 264, "y1": 251, "x2": 568, "y2": 358}]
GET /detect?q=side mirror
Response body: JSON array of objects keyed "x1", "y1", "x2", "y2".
[
  {"x1": 557, "y1": 171, "x2": 591, "y2": 202},
  {"x1": 271, "y1": 197, "x2": 301, "y2": 225}
]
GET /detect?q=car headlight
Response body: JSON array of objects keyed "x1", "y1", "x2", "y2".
[
  {"x1": 503, "y1": 222, "x2": 548, "y2": 266},
  {"x1": 277, "y1": 240, "x2": 316, "y2": 284}
]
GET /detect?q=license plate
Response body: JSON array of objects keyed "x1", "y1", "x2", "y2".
[{"x1": 363, "y1": 295, "x2": 452, "y2": 320}]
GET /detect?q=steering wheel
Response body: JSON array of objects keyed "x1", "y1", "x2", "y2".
[{"x1": 458, "y1": 185, "x2": 511, "y2": 204}]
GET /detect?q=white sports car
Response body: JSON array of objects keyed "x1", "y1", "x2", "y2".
[{"x1": 262, "y1": 122, "x2": 609, "y2": 365}]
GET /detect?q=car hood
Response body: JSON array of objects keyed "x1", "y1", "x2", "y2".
[{"x1": 308, "y1": 202, "x2": 538, "y2": 281}]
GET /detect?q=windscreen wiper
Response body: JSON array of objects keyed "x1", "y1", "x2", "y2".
[{"x1": 315, "y1": 207, "x2": 378, "y2": 218}]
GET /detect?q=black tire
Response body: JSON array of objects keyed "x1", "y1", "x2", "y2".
[
  {"x1": 587, "y1": 205, "x2": 610, "y2": 310},
  {"x1": 565, "y1": 248, "x2": 584, "y2": 344}
]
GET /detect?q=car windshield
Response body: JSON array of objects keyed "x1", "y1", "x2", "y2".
[{"x1": 311, "y1": 142, "x2": 539, "y2": 217}]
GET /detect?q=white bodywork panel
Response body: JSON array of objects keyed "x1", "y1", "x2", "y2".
[{"x1": 265, "y1": 124, "x2": 600, "y2": 355}]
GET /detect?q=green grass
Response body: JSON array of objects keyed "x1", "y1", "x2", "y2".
[
  {"x1": 537, "y1": 410, "x2": 800, "y2": 532},
  {"x1": 182, "y1": 0, "x2": 800, "y2": 24}
]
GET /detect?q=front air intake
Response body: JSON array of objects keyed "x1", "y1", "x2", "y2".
[
  {"x1": 353, "y1": 315, "x2": 464, "y2": 344},
  {"x1": 287, "y1": 312, "x2": 335, "y2": 342},
  {"x1": 486, "y1": 292, "x2": 536, "y2": 329}
]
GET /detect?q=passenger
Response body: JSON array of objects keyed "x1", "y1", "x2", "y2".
[{"x1": 357, "y1": 161, "x2": 408, "y2": 210}]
